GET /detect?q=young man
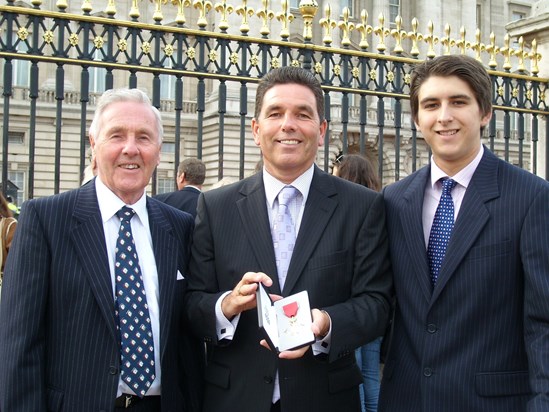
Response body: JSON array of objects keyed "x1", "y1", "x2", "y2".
[
  {"x1": 185, "y1": 67, "x2": 393, "y2": 412},
  {"x1": 379, "y1": 55, "x2": 549, "y2": 411},
  {"x1": 0, "y1": 88, "x2": 202, "y2": 411}
]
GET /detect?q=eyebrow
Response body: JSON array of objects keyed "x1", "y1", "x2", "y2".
[{"x1": 419, "y1": 94, "x2": 473, "y2": 105}]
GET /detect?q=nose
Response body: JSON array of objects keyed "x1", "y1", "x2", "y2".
[
  {"x1": 122, "y1": 135, "x2": 140, "y2": 155},
  {"x1": 281, "y1": 114, "x2": 297, "y2": 132},
  {"x1": 437, "y1": 103, "x2": 454, "y2": 123}
]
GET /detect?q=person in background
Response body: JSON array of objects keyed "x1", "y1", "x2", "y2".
[
  {"x1": 334, "y1": 153, "x2": 382, "y2": 412},
  {"x1": 185, "y1": 66, "x2": 392, "y2": 412},
  {"x1": 0, "y1": 193, "x2": 17, "y2": 301},
  {"x1": 5, "y1": 195, "x2": 20, "y2": 219},
  {"x1": 155, "y1": 158, "x2": 206, "y2": 218},
  {"x1": 0, "y1": 88, "x2": 203, "y2": 411},
  {"x1": 379, "y1": 55, "x2": 549, "y2": 411}
]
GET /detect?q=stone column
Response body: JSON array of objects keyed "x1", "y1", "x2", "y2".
[{"x1": 506, "y1": 1, "x2": 549, "y2": 179}]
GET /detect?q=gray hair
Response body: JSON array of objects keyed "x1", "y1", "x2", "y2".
[{"x1": 89, "y1": 88, "x2": 163, "y2": 142}]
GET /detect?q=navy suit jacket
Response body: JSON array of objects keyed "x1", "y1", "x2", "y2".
[
  {"x1": 185, "y1": 167, "x2": 393, "y2": 412},
  {"x1": 379, "y1": 149, "x2": 549, "y2": 411},
  {"x1": 0, "y1": 179, "x2": 203, "y2": 412},
  {"x1": 155, "y1": 186, "x2": 200, "y2": 218}
]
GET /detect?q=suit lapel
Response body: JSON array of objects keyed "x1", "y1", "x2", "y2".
[
  {"x1": 431, "y1": 150, "x2": 500, "y2": 302},
  {"x1": 237, "y1": 173, "x2": 282, "y2": 294},
  {"x1": 400, "y1": 167, "x2": 433, "y2": 302},
  {"x1": 71, "y1": 180, "x2": 118, "y2": 341},
  {"x1": 147, "y1": 199, "x2": 178, "y2": 360},
  {"x1": 282, "y1": 168, "x2": 338, "y2": 295}
]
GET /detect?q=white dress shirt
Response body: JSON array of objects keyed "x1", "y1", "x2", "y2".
[
  {"x1": 422, "y1": 145, "x2": 484, "y2": 247},
  {"x1": 95, "y1": 177, "x2": 162, "y2": 397}
]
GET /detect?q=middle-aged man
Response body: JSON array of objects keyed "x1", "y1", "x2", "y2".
[
  {"x1": 0, "y1": 88, "x2": 203, "y2": 412},
  {"x1": 154, "y1": 158, "x2": 206, "y2": 218},
  {"x1": 379, "y1": 55, "x2": 549, "y2": 412},
  {"x1": 185, "y1": 66, "x2": 392, "y2": 412}
]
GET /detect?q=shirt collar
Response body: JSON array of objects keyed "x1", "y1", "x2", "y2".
[
  {"x1": 263, "y1": 164, "x2": 315, "y2": 208},
  {"x1": 430, "y1": 145, "x2": 484, "y2": 190},
  {"x1": 95, "y1": 176, "x2": 148, "y2": 224}
]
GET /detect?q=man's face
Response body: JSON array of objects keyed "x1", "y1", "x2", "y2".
[
  {"x1": 415, "y1": 75, "x2": 492, "y2": 175},
  {"x1": 90, "y1": 101, "x2": 161, "y2": 204},
  {"x1": 252, "y1": 83, "x2": 326, "y2": 183}
]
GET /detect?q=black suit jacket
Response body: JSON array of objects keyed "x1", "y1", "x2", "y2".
[
  {"x1": 379, "y1": 149, "x2": 549, "y2": 412},
  {"x1": 155, "y1": 186, "x2": 201, "y2": 218},
  {"x1": 185, "y1": 167, "x2": 393, "y2": 412},
  {"x1": 0, "y1": 179, "x2": 203, "y2": 412}
]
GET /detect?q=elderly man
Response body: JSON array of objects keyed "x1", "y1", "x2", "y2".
[{"x1": 0, "y1": 88, "x2": 202, "y2": 412}]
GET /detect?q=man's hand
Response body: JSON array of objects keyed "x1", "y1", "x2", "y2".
[
  {"x1": 221, "y1": 272, "x2": 273, "y2": 320},
  {"x1": 259, "y1": 308, "x2": 331, "y2": 359}
]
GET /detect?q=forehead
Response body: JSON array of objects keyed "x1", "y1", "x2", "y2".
[
  {"x1": 99, "y1": 101, "x2": 158, "y2": 132},
  {"x1": 418, "y1": 75, "x2": 475, "y2": 100},
  {"x1": 261, "y1": 83, "x2": 316, "y2": 106}
]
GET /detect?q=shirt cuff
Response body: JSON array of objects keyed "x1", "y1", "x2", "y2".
[
  {"x1": 312, "y1": 312, "x2": 332, "y2": 355},
  {"x1": 215, "y1": 291, "x2": 241, "y2": 340}
]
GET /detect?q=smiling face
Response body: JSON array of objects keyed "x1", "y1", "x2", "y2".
[
  {"x1": 252, "y1": 83, "x2": 327, "y2": 183},
  {"x1": 90, "y1": 100, "x2": 161, "y2": 204},
  {"x1": 415, "y1": 75, "x2": 492, "y2": 176}
]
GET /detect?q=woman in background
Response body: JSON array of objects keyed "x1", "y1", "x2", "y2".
[
  {"x1": 0, "y1": 193, "x2": 17, "y2": 300},
  {"x1": 334, "y1": 153, "x2": 382, "y2": 412}
]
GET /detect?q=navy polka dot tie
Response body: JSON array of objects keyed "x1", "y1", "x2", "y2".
[
  {"x1": 114, "y1": 206, "x2": 155, "y2": 397},
  {"x1": 272, "y1": 186, "x2": 299, "y2": 289},
  {"x1": 427, "y1": 178, "x2": 457, "y2": 286}
]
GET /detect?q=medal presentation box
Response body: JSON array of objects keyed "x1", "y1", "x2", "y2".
[{"x1": 256, "y1": 283, "x2": 315, "y2": 353}]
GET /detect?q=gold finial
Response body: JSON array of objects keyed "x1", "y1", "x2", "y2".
[
  {"x1": 469, "y1": 28, "x2": 484, "y2": 62},
  {"x1": 338, "y1": 7, "x2": 355, "y2": 47},
  {"x1": 500, "y1": 34, "x2": 513, "y2": 71},
  {"x1": 152, "y1": 0, "x2": 168, "y2": 23},
  {"x1": 257, "y1": 0, "x2": 275, "y2": 36},
  {"x1": 530, "y1": 39, "x2": 541, "y2": 75},
  {"x1": 423, "y1": 20, "x2": 438, "y2": 58},
  {"x1": 215, "y1": 0, "x2": 234, "y2": 31},
  {"x1": 318, "y1": 4, "x2": 336, "y2": 45},
  {"x1": 516, "y1": 36, "x2": 526, "y2": 72},
  {"x1": 356, "y1": 9, "x2": 372, "y2": 50},
  {"x1": 129, "y1": 0, "x2": 140, "y2": 18},
  {"x1": 390, "y1": 15, "x2": 406, "y2": 54},
  {"x1": 31, "y1": 0, "x2": 42, "y2": 5},
  {"x1": 236, "y1": 0, "x2": 254, "y2": 34},
  {"x1": 105, "y1": 0, "x2": 116, "y2": 16},
  {"x1": 300, "y1": 0, "x2": 319, "y2": 42},
  {"x1": 81, "y1": 0, "x2": 92, "y2": 13},
  {"x1": 440, "y1": 23, "x2": 452, "y2": 55},
  {"x1": 277, "y1": 0, "x2": 294, "y2": 40},
  {"x1": 407, "y1": 17, "x2": 420, "y2": 57},
  {"x1": 455, "y1": 26, "x2": 467, "y2": 55},
  {"x1": 485, "y1": 32, "x2": 499, "y2": 69},
  {"x1": 56, "y1": 0, "x2": 68, "y2": 10},
  {"x1": 172, "y1": 0, "x2": 191, "y2": 25},
  {"x1": 374, "y1": 13, "x2": 390, "y2": 52},
  {"x1": 193, "y1": 0, "x2": 213, "y2": 28}
]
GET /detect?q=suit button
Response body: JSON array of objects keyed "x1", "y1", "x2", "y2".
[
  {"x1": 423, "y1": 367, "x2": 433, "y2": 377},
  {"x1": 427, "y1": 324, "x2": 437, "y2": 333},
  {"x1": 263, "y1": 376, "x2": 273, "y2": 384},
  {"x1": 109, "y1": 366, "x2": 118, "y2": 375}
]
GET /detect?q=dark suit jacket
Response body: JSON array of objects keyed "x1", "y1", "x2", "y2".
[
  {"x1": 155, "y1": 186, "x2": 201, "y2": 218},
  {"x1": 185, "y1": 167, "x2": 393, "y2": 412},
  {"x1": 379, "y1": 149, "x2": 549, "y2": 412},
  {"x1": 0, "y1": 179, "x2": 203, "y2": 412}
]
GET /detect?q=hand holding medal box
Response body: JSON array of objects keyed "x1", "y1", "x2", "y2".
[{"x1": 256, "y1": 282, "x2": 315, "y2": 353}]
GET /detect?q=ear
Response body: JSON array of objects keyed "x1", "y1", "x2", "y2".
[
  {"x1": 480, "y1": 110, "x2": 492, "y2": 127},
  {"x1": 317, "y1": 120, "x2": 327, "y2": 147},
  {"x1": 252, "y1": 118, "x2": 261, "y2": 147}
]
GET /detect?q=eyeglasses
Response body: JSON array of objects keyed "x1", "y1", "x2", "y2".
[{"x1": 334, "y1": 154, "x2": 345, "y2": 164}]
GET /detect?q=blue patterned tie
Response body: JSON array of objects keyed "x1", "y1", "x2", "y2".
[
  {"x1": 272, "y1": 186, "x2": 299, "y2": 289},
  {"x1": 427, "y1": 178, "x2": 457, "y2": 286},
  {"x1": 114, "y1": 206, "x2": 155, "y2": 397}
]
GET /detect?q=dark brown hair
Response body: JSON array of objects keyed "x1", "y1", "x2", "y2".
[
  {"x1": 409, "y1": 55, "x2": 493, "y2": 124},
  {"x1": 337, "y1": 154, "x2": 381, "y2": 192},
  {"x1": 254, "y1": 66, "x2": 325, "y2": 122}
]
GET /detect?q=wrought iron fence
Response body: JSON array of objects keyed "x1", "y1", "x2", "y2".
[{"x1": 0, "y1": 0, "x2": 547, "y2": 203}]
